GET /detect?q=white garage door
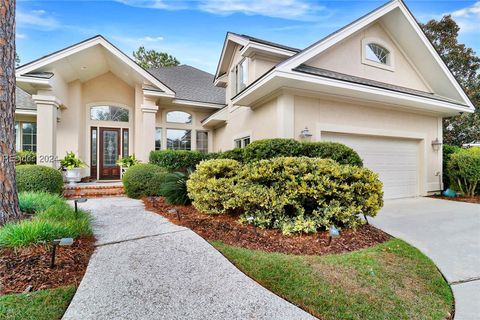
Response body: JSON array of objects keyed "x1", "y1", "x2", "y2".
[{"x1": 322, "y1": 132, "x2": 419, "y2": 199}]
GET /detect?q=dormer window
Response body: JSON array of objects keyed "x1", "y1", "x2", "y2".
[
  {"x1": 366, "y1": 43, "x2": 389, "y2": 64},
  {"x1": 361, "y1": 38, "x2": 394, "y2": 71},
  {"x1": 231, "y1": 58, "x2": 248, "y2": 96}
]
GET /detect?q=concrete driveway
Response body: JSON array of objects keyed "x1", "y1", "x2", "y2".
[{"x1": 371, "y1": 197, "x2": 480, "y2": 320}]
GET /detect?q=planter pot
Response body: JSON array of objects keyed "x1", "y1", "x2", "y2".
[{"x1": 65, "y1": 168, "x2": 82, "y2": 185}]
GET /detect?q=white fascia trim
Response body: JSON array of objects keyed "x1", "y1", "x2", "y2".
[
  {"x1": 16, "y1": 36, "x2": 175, "y2": 96},
  {"x1": 15, "y1": 109, "x2": 37, "y2": 116},
  {"x1": 214, "y1": 33, "x2": 249, "y2": 79},
  {"x1": 143, "y1": 89, "x2": 174, "y2": 98},
  {"x1": 232, "y1": 69, "x2": 473, "y2": 114},
  {"x1": 16, "y1": 75, "x2": 51, "y2": 87},
  {"x1": 172, "y1": 99, "x2": 225, "y2": 109},
  {"x1": 276, "y1": 1, "x2": 399, "y2": 71},
  {"x1": 240, "y1": 42, "x2": 296, "y2": 58}
]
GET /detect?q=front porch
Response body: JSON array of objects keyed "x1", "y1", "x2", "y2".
[{"x1": 63, "y1": 181, "x2": 124, "y2": 199}]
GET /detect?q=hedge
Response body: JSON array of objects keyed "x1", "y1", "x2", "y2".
[
  {"x1": 16, "y1": 151, "x2": 36, "y2": 165},
  {"x1": 447, "y1": 147, "x2": 480, "y2": 196},
  {"x1": 443, "y1": 144, "x2": 461, "y2": 189},
  {"x1": 16, "y1": 165, "x2": 64, "y2": 195},
  {"x1": 242, "y1": 139, "x2": 363, "y2": 166},
  {"x1": 122, "y1": 163, "x2": 168, "y2": 199},
  {"x1": 149, "y1": 150, "x2": 210, "y2": 172},
  {"x1": 187, "y1": 157, "x2": 383, "y2": 235}
]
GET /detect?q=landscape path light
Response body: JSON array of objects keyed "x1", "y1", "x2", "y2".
[
  {"x1": 327, "y1": 225, "x2": 340, "y2": 246},
  {"x1": 74, "y1": 198, "x2": 87, "y2": 218},
  {"x1": 50, "y1": 238, "x2": 74, "y2": 268}
]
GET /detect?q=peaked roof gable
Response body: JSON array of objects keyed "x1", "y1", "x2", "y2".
[
  {"x1": 16, "y1": 35, "x2": 175, "y2": 96},
  {"x1": 276, "y1": 0, "x2": 474, "y2": 110}
]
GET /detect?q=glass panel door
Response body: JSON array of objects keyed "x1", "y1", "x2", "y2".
[{"x1": 99, "y1": 127, "x2": 121, "y2": 180}]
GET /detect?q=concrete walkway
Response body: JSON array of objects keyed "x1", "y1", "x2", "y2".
[
  {"x1": 371, "y1": 198, "x2": 480, "y2": 320},
  {"x1": 62, "y1": 197, "x2": 315, "y2": 320}
]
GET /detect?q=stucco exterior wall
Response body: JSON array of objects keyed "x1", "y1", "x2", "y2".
[
  {"x1": 294, "y1": 95, "x2": 442, "y2": 193},
  {"x1": 306, "y1": 23, "x2": 430, "y2": 92},
  {"x1": 212, "y1": 98, "x2": 278, "y2": 151}
]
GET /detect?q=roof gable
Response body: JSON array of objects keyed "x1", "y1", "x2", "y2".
[
  {"x1": 16, "y1": 35, "x2": 175, "y2": 96},
  {"x1": 277, "y1": 0, "x2": 474, "y2": 110}
]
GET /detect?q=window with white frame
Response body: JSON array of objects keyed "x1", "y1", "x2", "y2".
[
  {"x1": 232, "y1": 59, "x2": 248, "y2": 96},
  {"x1": 365, "y1": 43, "x2": 390, "y2": 65},
  {"x1": 196, "y1": 131, "x2": 208, "y2": 153},
  {"x1": 155, "y1": 127, "x2": 162, "y2": 150},
  {"x1": 90, "y1": 105, "x2": 129, "y2": 122},
  {"x1": 167, "y1": 129, "x2": 191, "y2": 150},
  {"x1": 15, "y1": 121, "x2": 37, "y2": 152},
  {"x1": 166, "y1": 111, "x2": 192, "y2": 124},
  {"x1": 234, "y1": 136, "x2": 250, "y2": 148}
]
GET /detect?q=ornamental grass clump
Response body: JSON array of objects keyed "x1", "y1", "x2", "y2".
[{"x1": 187, "y1": 157, "x2": 383, "y2": 235}]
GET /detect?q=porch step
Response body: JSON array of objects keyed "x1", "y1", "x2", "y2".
[{"x1": 63, "y1": 183, "x2": 125, "y2": 199}]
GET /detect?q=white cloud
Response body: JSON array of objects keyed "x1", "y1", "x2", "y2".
[
  {"x1": 17, "y1": 9, "x2": 60, "y2": 30},
  {"x1": 198, "y1": 0, "x2": 325, "y2": 20},
  {"x1": 16, "y1": 33, "x2": 27, "y2": 39},
  {"x1": 112, "y1": 35, "x2": 165, "y2": 50},
  {"x1": 449, "y1": 1, "x2": 480, "y2": 33},
  {"x1": 117, "y1": 0, "x2": 326, "y2": 20}
]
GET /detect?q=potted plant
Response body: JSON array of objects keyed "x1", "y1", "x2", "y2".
[
  {"x1": 60, "y1": 151, "x2": 87, "y2": 184},
  {"x1": 117, "y1": 154, "x2": 140, "y2": 178}
]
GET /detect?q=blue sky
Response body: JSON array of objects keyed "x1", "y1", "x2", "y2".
[{"x1": 17, "y1": 0, "x2": 480, "y2": 73}]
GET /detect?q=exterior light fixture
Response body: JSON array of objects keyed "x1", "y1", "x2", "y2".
[
  {"x1": 74, "y1": 198, "x2": 87, "y2": 218},
  {"x1": 51, "y1": 238, "x2": 74, "y2": 268},
  {"x1": 431, "y1": 138, "x2": 442, "y2": 151},
  {"x1": 246, "y1": 216, "x2": 257, "y2": 235},
  {"x1": 299, "y1": 127, "x2": 313, "y2": 140},
  {"x1": 327, "y1": 225, "x2": 340, "y2": 246}
]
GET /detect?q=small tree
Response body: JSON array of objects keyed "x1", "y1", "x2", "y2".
[
  {"x1": 133, "y1": 46, "x2": 180, "y2": 69},
  {"x1": 0, "y1": 0, "x2": 21, "y2": 225},
  {"x1": 421, "y1": 15, "x2": 480, "y2": 146}
]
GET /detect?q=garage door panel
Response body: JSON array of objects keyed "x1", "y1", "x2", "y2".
[{"x1": 322, "y1": 132, "x2": 419, "y2": 199}]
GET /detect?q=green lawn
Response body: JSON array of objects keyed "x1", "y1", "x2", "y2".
[
  {"x1": 0, "y1": 286, "x2": 75, "y2": 320},
  {"x1": 212, "y1": 239, "x2": 453, "y2": 320}
]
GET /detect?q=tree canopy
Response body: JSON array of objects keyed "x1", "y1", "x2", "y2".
[
  {"x1": 133, "y1": 46, "x2": 180, "y2": 69},
  {"x1": 421, "y1": 15, "x2": 480, "y2": 146}
]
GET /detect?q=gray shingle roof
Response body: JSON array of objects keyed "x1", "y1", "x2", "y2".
[
  {"x1": 293, "y1": 64, "x2": 470, "y2": 108},
  {"x1": 149, "y1": 65, "x2": 225, "y2": 105},
  {"x1": 16, "y1": 87, "x2": 36, "y2": 111},
  {"x1": 230, "y1": 32, "x2": 301, "y2": 53}
]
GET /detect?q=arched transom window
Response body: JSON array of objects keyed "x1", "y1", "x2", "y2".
[
  {"x1": 90, "y1": 105, "x2": 129, "y2": 122},
  {"x1": 365, "y1": 43, "x2": 390, "y2": 65},
  {"x1": 166, "y1": 111, "x2": 192, "y2": 124}
]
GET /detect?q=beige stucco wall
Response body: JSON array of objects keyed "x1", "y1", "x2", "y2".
[
  {"x1": 294, "y1": 95, "x2": 442, "y2": 194},
  {"x1": 306, "y1": 23, "x2": 430, "y2": 92},
  {"x1": 212, "y1": 98, "x2": 278, "y2": 151}
]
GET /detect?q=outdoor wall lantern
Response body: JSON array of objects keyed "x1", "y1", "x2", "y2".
[
  {"x1": 51, "y1": 238, "x2": 74, "y2": 268},
  {"x1": 431, "y1": 138, "x2": 442, "y2": 152},
  {"x1": 327, "y1": 225, "x2": 340, "y2": 246},
  {"x1": 299, "y1": 127, "x2": 313, "y2": 140}
]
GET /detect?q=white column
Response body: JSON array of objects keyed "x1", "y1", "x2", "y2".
[
  {"x1": 32, "y1": 95, "x2": 61, "y2": 167},
  {"x1": 140, "y1": 104, "x2": 158, "y2": 162},
  {"x1": 277, "y1": 94, "x2": 295, "y2": 138}
]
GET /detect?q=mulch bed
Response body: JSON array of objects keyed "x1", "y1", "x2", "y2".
[
  {"x1": 429, "y1": 195, "x2": 480, "y2": 204},
  {"x1": 144, "y1": 197, "x2": 390, "y2": 256},
  {"x1": 0, "y1": 236, "x2": 95, "y2": 295}
]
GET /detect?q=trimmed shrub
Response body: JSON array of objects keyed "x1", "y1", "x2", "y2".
[
  {"x1": 447, "y1": 147, "x2": 480, "y2": 196},
  {"x1": 16, "y1": 165, "x2": 64, "y2": 195},
  {"x1": 160, "y1": 171, "x2": 191, "y2": 205},
  {"x1": 187, "y1": 159, "x2": 243, "y2": 214},
  {"x1": 188, "y1": 157, "x2": 383, "y2": 235},
  {"x1": 241, "y1": 138, "x2": 363, "y2": 166},
  {"x1": 16, "y1": 151, "x2": 36, "y2": 165},
  {"x1": 149, "y1": 150, "x2": 210, "y2": 172},
  {"x1": 243, "y1": 139, "x2": 303, "y2": 162},
  {"x1": 216, "y1": 148, "x2": 245, "y2": 162},
  {"x1": 443, "y1": 144, "x2": 461, "y2": 189},
  {"x1": 301, "y1": 142, "x2": 363, "y2": 166},
  {"x1": 122, "y1": 163, "x2": 168, "y2": 199},
  {"x1": 18, "y1": 192, "x2": 66, "y2": 214}
]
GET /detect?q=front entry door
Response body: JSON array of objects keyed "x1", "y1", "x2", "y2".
[{"x1": 99, "y1": 127, "x2": 121, "y2": 180}]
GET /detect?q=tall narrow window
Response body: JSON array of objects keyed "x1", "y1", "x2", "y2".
[
  {"x1": 155, "y1": 127, "x2": 162, "y2": 150},
  {"x1": 21, "y1": 122, "x2": 37, "y2": 152},
  {"x1": 232, "y1": 59, "x2": 248, "y2": 95},
  {"x1": 167, "y1": 129, "x2": 191, "y2": 150},
  {"x1": 196, "y1": 131, "x2": 208, "y2": 153},
  {"x1": 91, "y1": 127, "x2": 98, "y2": 179},
  {"x1": 122, "y1": 129, "x2": 129, "y2": 157}
]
